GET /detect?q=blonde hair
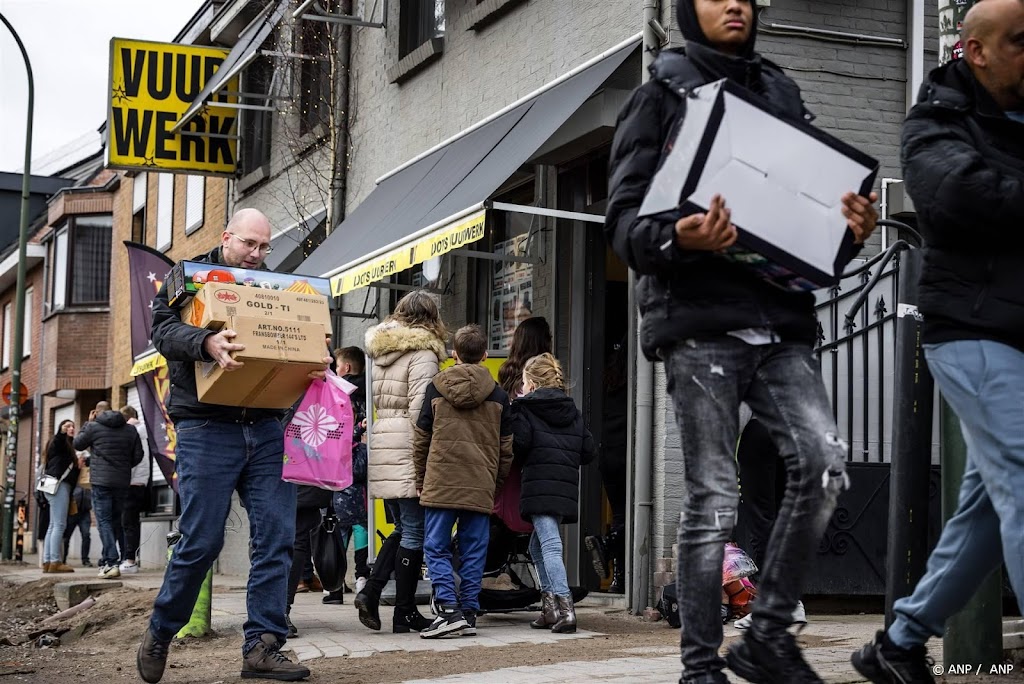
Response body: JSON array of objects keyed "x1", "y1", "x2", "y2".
[
  {"x1": 522, "y1": 353, "x2": 566, "y2": 392},
  {"x1": 387, "y1": 290, "x2": 448, "y2": 343}
]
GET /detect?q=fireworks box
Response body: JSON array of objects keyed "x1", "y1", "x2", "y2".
[
  {"x1": 183, "y1": 282, "x2": 331, "y2": 331},
  {"x1": 195, "y1": 315, "x2": 328, "y2": 409},
  {"x1": 166, "y1": 260, "x2": 332, "y2": 307},
  {"x1": 639, "y1": 78, "x2": 878, "y2": 291}
]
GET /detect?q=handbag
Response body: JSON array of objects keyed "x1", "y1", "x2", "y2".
[
  {"x1": 310, "y1": 511, "x2": 346, "y2": 592},
  {"x1": 36, "y1": 463, "x2": 73, "y2": 496},
  {"x1": 77, "y1": 464, "x2": 91, "y2": 489},
  {"x1": 283, "y1": 372, "x2": 355, "y2": 491}
]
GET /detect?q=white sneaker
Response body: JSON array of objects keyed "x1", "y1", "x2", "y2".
[
  {"x1": 733, "y1": 601, "x2": 806, "y2": 631},
  {"x1": 98, "y1": 564, "x2": 121, "y2": 579},
  {"x1": 119, "y1": 561, "x2": 139, "y2": 574},
  {"x1": 355, "y1": 576, "x2": 367, "y2": 594}
]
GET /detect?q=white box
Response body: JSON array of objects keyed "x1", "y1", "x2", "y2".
[{"x1": 640, "y1": 78, "x2": 879, "y2": 290}]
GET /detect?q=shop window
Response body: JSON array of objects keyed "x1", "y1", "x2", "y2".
[
  {"x1": 131, "y1": 209, "x2": 147, "y2": 246},
  {"x1": 482, "y1": 181, "x2": 536, "y2": 350},
  {"x1": 47, "y1": 216, "x2": 113, "y2": 312},
  {"x1": 399, "y1": 0, "x2": 445, "y2": 58},
  {"x1": 240, "y1": 44, "x2": 275, "y2": 176}
]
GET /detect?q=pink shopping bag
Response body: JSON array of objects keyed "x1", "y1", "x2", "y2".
[{"x1": 283, "y1": 373, "x2": 355, "y2": 491}]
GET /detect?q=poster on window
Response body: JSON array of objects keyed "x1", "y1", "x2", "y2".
[{"x1": 489, "y1": 234, "x2": 534, "y2": 350}]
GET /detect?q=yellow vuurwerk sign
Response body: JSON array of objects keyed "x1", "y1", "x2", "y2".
[
  {"x1": 107, "y1": 38, "x2": 239, "y2": 175},
  {"x1": 330, "y1": 210, "x2": 488, "y2": 296}
]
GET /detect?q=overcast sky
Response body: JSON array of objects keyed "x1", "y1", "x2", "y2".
[{"x1": 0, "y1": 0, "x2": 206, "y2": 173}]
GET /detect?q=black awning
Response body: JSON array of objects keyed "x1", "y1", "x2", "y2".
[
  {"x1": 296, "y1": 37, "x2": 639, "y2": 288},
  {"x1": 264, "y1": 207, "x2": 328, "y2": 272},
  {"x1": 173, "y1": 0, "x2": 290, "y2": 133}
]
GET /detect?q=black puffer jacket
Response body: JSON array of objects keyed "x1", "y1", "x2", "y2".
[
  {"x1": 902, "y1": 59, "x2": 1024, "y2": 351},
  {"x1": 151, "y1": 246, "x2": 285, "y2": 422},
  {"x1": 605, "y1": 49, "x2": 820, "y2": 359},
  {"x1": 73, "y1": 411, "x2": 144, "y2": 488},
  {"x1": 513, "y1": 388, "x2": 595, "y2": 524}
]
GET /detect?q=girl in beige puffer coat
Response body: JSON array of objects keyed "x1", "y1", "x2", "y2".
[{"x1": 363, "y1": 290, "x2": 448, "y2": 633}]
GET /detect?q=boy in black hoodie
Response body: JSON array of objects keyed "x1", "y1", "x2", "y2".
[{"x1": 605, "y1": 2, "x2": 879, "y2": 683}]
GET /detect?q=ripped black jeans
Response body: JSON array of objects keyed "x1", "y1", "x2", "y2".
[{"x1": 664, "y1": 338, "x2": 848, "y2": 677}]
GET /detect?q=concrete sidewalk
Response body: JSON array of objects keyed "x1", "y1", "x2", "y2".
[{"x1": 0, "y1": 560, "x2": 908, "y2": 683}]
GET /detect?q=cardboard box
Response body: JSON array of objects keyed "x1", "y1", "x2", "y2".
[
  {"x1": 195, "y1": 315, "x2": 328, "y2": 409},
  {"x1": 167, "y1": 260, "x2": 332, "y2": 306},
  {"x1": 639, "y1": 78, "x2": 879, "y2": 291},
  {"x1": 183, "y1": 282, "x2": 332, "y2": 331}
]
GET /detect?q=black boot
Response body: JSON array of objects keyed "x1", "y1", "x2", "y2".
[
  {"x1": 583, "y1": 534, "x2": 609, "y2": 579},
  {"x1": 608, "y1": 558, "x2": 626, "y2": 594},
  {"x1": 354, "y1": 531, "x2": 401, "y2": 631},
  {"x1": 392, "y1": 546, "x2": 432, "y2": 633}
]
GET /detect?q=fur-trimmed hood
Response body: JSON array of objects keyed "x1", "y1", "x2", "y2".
[{"x1": 365, "y1": 321, "x2": 447, "y2": 368}]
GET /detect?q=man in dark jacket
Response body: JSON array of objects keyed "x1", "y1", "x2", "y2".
[
  {"x1": 74, "y1": 404, "x2": 143, "y2": 579},
  {"x1": 852, "y1": 2, "x2": 1024, "y2": 683},
  {"x1": 412, "y1": 325, "x2": 513, "y2": 639},
  {"x1": 605, "y1": 2, "x2": 879, "y2": 683},
  {"x1": 136, "y1": 208, "x2": 329, "y2": 684}
]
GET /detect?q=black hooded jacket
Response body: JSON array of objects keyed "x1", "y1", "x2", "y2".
[
  {"x1": 902, "y1": 59, "x2": 1024, "y2": 351},
  {"x1": 513, "y1": 388, "x2": 595, "y2": 523},
  {"x1": 606, "y1": 3, "x2": 821, "y2": 359},
  {"x1": 151, "y1": 246, "x2": 285, "y2": 422},
  {"x1": 74, "y1": 411, "x2": 144, "y2": 488}
]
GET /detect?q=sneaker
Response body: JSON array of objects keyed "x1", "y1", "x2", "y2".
[
  {"x1": 726, "y1": 630, "x2": 823, "y2": 683},
  {"x1": 120, "y1": 560, "x2": 140, "y2": 574},
  {"x1": 461, "y1": 609, "x2": 477, "y2": 636},
  {"x1": 355, "y1": 576, "x2": 368, "y2": 594},
  {"x1": 82, "y1": 559, "x2": 93, "y2": 567},
  {"x1": 294, "y1": 580, "x2": 310, "y2": 594},
  {"x1": 321, "y1": 591, "x2": 343, "y2": 605},
  {"x1": 286, "y1": 613, "x2": 298, "y2": 638},
  {"x1": 419, "y1": 605, "x2": 468, "y2": 639},
  {"x1": 734, "y1": 601, "x2": 807, "y2": 632},
  {"x1": 98, "y1": 564, "x2": 121, "y2": 579},
  {"x1": 241, "y1": 634, "x2": 310, "y2": 681},
  {"x1": 137, "y1": 628, "x2": 171, "y2": 684},
  {"x1": 851, "y1": 630, "x2": 936, "y2": 684}
]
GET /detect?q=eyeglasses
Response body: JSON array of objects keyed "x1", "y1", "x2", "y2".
[{"x1": 228, "y1": 232, "x2": 274, "y2": 254}]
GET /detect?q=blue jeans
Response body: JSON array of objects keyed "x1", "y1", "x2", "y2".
[
  {"x1": 663, "y1": 339, "x2": 848, "y2": 676},
  {"x1": 149, "y1": 418, "x2": 296, "y2": 655},
  {"x1": 92, "y1": 485, "x2": 128, "y2": 567},
  {"x1": 43, "y1": 481, "x2": 71, "y2": 563},
  {"x1": 529, "y1": 515, "x2": 570, "y2": 598},
  {"x1": 423, "y1": 508, "x2": 489, "y2": 611},
  {"x1": 889, "y1": 340, "x2": 1024, "y2": 648},
  {"x1": 396, "y1": 497, "x2": 424, "y2": 551},
  {"x1": 64, "y1": 509, "x2": 92, "y2": 564}
]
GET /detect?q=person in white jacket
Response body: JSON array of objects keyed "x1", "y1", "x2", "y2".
[{"x1": 120, "y1": 406, "x2": 150, "y2": 573}]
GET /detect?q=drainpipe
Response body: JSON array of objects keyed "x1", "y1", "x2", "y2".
[
  {"x1": 328, "y1": 0, "x2": 352, "y2": 341},
  {"x1": 629, "y1": 0, "x2": 659, "y2": 614}
]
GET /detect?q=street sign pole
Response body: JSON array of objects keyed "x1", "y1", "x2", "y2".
[{"x1": 0, "y1": 12, "x2": 34, "y2": 561}]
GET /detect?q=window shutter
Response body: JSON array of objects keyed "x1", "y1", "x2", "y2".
[
  {"x1": 185, "y1": 176, "x2": 205, "y2": 234},
  {"x1": 133, "y1": 173, "x2": 148, "y2": 213},
  {"x1": 157, "y1": 174, "x2": 174, "y2": 251}
]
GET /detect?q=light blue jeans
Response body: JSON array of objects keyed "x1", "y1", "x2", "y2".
[
  {"x1": 529, "y1": 515, "x2": 570, "y2": 599},
  {"x1": 889, "y1": 340, "x2": 1024, "y2": 648},
  {"x1": 43, "y1": 481, "x2": 72, "y2": 563}
]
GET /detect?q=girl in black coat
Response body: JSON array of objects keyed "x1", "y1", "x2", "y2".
[{"x1": 512, "y1": 354, "x2": 595, "y2": 633}]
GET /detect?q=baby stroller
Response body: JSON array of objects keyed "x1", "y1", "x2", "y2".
[{"x1": 430, "y1": 459, "x2": 588, "y2": 615}]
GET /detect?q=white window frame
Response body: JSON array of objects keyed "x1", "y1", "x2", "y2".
[
  {"x1": 156, "y1": 173, "x2": 174, "y2": 251},
  {"x1": 51, "y1": 226, "x2": 69, "y2": 312},
  {"x1": 1, "y1": 302, "x2": 10, "y2": 370},
  {"x1": 133, "y1": 172, "x2": 148, "y2": 213},
  {"x1": 185, "y1": 175, "x2": 205, "y2": 235},
  {"x1": 22, "y1": 288, "x2": 32, "y2": 358}
]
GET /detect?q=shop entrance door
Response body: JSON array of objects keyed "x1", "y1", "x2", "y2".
[{"x1": 556, "y1": 153, "x2": 631, "y2": 595}]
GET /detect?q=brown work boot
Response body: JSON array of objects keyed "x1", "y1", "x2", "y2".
[
  {"x1": 41, "y1": 562, "x2": 51, "y2": 573},
  {"x1": 48, "y1": 563, "x2": 76, "y2": 573},
  {"x1": 137, "y1": 628, "x2": 171, "y2": 683},
  {"x1": 242, "y1": 634, "x2": 310, "y2": 681}
]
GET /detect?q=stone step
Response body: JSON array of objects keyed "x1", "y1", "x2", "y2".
[{"x1": 53, "y1": 580, "x2": 124, "y2": 611}]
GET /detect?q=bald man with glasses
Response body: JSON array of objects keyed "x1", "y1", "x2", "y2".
[{"x1": 138, "y1": 208, "x2": 330, "y2": 683}]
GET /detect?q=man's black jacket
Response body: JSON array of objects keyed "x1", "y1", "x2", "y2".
[
  {"x1": 74, "y1": 411, "x2": 144, "y2": 488},
  {"x1": 902, "y1": 59, "x2": 1024, "y2": 351},
  {"x1": 605, "y1": 48, "x2": 820, "y2": 360},
  {"x1": 151, "y1": 246, "x2": 284, "y2": 422}
]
